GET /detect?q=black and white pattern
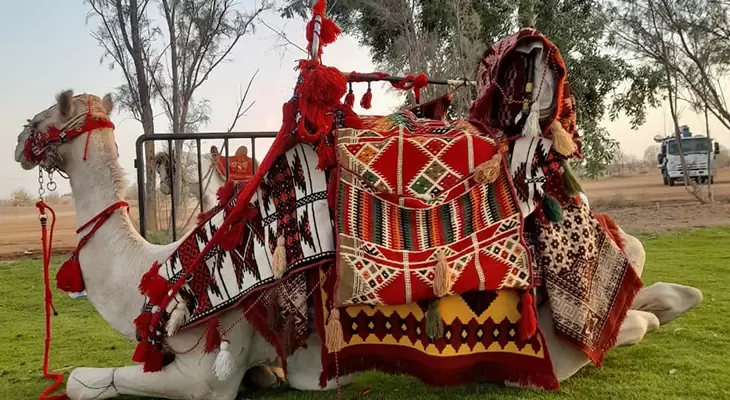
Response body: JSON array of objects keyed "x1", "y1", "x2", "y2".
[{"x1": 509, "y1": 136, "x2": 553, "y2": 217}]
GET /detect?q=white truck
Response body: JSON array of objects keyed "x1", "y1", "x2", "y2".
[{"x1": 655, "y1": 126, "x2": 720, "y2": 186}]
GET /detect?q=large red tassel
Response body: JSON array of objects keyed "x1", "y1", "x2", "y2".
[
  {"x1": 56, "y1": 253, "x2": 84, "y2": 293},
  {"x1": 316, "y1": 144, "x2": 337, "y2": 170},
  {"x1": 138, "y1": 262, "x2": 168, "y2": 305},
  {"x1": 134, "y1": 311, "x2": 153, "y2": 340},
  {"x1": 132, "y1": 340, "x2": 149, "y2": 363},
  {"x1": 360, "y1": 87, "x2": 372, "y2": 109},
  {"x1": 204, "y1": 317, "x2": 222, "y2": 353},
  {"x1": 216, "y1": 180, "x2": 236, "y2": 206},
  {"x1": 143, "y1": 345, "x2": 164, "y2": 372},
  {"x1": 520, "y1": 292, "x2": 537, "y2": 340}
]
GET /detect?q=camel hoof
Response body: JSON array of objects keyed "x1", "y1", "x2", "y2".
[
  {"x1": 633, "y1": 283, "x2": 703, "y2": 325},
  {"x1": 243, "y1": 365, "x2": 284, "y2": 390}
]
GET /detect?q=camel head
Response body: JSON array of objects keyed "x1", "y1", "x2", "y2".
[
  {"x1": 14, "y1": 90, "x2": 115, "y2": 172},
  {"x1": 154, "y1": 150, "x2": 173, "y2": 195}
]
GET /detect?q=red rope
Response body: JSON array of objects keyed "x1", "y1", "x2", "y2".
[
  {"x1": 390, "y1": 74, "x2": 429, "y2": 104},
  {"x1": 75, "y1": 201, "x2": 129, "y2": 235},
  {"x1": 36, "y1": 201, "x2": 68, "y2": 400}
]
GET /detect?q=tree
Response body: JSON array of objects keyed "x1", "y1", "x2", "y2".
[
  {"x1": 279, "y1": 0, "x2": 659, "y2": 178},
  {"x1": 643, "y1": 144, "x2": 661, "y2": 167},
  {"x1": 87, "y1": 0, "x2": 270, "y2": 224},
  {"x1": 610, "y1": 0, "x2": 725, "y2": 202}
]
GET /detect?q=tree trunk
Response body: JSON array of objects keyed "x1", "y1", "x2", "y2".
[{"x1": 705, "y1": 105, "x2": 714, "y2": 202}]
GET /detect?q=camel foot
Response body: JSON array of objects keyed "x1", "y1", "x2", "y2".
[
  {"x1": 615, "y1": 310, "x2": 660, "y2": 347},
  {"x1": 632, "y1": 282, "x2": 703, "y2": 325}
]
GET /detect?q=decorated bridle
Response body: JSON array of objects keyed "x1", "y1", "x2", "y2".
[{"x1": 26, "y1": 93, "x2": 125, "y2": 400}]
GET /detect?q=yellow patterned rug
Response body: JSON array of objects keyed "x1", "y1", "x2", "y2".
[{"x1": 314, "y1": 265, "x2": 559, "y2": 389}]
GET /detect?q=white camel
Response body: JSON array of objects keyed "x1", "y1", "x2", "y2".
[
  {"x1": 14, "y1": 90, "x2": 703, "y2": 400},
  {"x1": 154, "y1": 149, "x2": 223, "y2": 212}
]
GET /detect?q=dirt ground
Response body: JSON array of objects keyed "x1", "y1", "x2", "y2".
[{"x1": 2, "y1": 168, "x2": 729, "y2": 259}]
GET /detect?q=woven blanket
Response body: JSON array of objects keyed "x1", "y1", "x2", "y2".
[
  {"x1": 214, "y1": 154, "x2": 253, "y2": 181},
  {"x1": 136, "y1": 144, "x2": 333, "y2": 364},
  {"x1": 333, "y1": 111, "x2": 532, "y2": 307},
  {"x1": 315, "y1": 264, "x2": 558, "y2": 389},
  {"x1": 535, "y1": 201, "x2": 642, "y2": 365}
]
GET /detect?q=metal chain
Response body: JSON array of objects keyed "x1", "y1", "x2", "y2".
[
  {"x1": 47, "y1": 170, "x2": 57, "y2": 192},
  {"x1": 37, "y1": 169, "x2": 45, "y2": 201}
]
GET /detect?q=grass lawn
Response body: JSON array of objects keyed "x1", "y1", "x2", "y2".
[{"x1": 1, "y1": 228, "x2": 729, "y2": 400}]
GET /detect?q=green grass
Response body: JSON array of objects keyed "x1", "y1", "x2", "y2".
[{"x1": 2, "y1": 228, "x2": 730, "y2": 400}]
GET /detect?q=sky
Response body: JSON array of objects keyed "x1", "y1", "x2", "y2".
[{"x1": 1, "y1": 0, "x2": 728, "y2": 199}]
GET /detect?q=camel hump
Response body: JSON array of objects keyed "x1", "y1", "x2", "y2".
[{"x1": 235, "y1": 145, "x2": 249, "y2": 158}]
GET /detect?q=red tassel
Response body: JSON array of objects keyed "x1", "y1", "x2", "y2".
[
  {"x1": 316, "y1": 144, "x2": 337, "y2": 170},
  {"x1": 219, "y1": 221, "x2": 245, "y2": 251},
  {"x1": 345, "y1": 91, "x2": 355, "y2": 107},
  {"x1": 143, "y1": 345, "x2": 164, "y2": 372},
  {"x1": 56, "y1": 254, "x2": 84, "y2": 293},
  {"x1": 216, "y1": 180, "x2": 236, "y2": 205},
  {"x1": 360, "y1": 88, "x2": 372, "y2": 109},
  {"x1": 138, "y1": 262, "x2": 168, "y2": 305},
  {"x1": 297, "y1": 60, "x2": 347, "y2": 110},
  {"x1": 132, "y1": 340, "x2": 149, "y2": 363},
  {"x1": 520, "y1": 292, "x2": 537, "y2": 340},
  {"x1": 134, "y1": 311, "x2": 153, "y2": 340},
  {"x1": 205, "y1": 317, "x2": 222, "y2": 353}
]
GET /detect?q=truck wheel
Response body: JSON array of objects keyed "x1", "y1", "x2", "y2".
[
  {"x1": 663, "y1": 175, "x2": 669, "y2": 185},
  {"x1": 669, "y1": 179, "x2": 675, "y2": 187},
  {"x1": 711, "y1": 176, "x2": 715, "y2": 184}
]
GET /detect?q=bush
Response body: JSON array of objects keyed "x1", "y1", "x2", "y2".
[{"x1": 9, "y1": 188, "x2": 34, "y2": 207}]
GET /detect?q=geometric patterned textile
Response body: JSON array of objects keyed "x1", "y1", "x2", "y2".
[
  {"x1": 138, "y1": 144, "x2": 333, "y2": 332},
  {"x1": 509, "y1": 136, "x2": 553, "y2": 217},
  {"x1": 315, "y1": 265, "x2": 559, "y2": 389},
  {"x1": 334, "y1": 111, "x2": 533, "y2": 306},
  {"x1": 535, "y1": 201, "x2": 642, "y2": 366}
]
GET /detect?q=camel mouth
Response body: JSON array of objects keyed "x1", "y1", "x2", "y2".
[{"x1": 15, "y1": 133, "x2": 37, "y2": 170}]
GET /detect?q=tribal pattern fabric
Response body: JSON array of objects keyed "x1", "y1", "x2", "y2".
[
  {"x1": 139, "y1": 144, "x2": 333, "y2": 331},
  {"x1": 509, "y1": 136, "x2": 554, "y2": 217},
  {"x1": 535, "y1": 201, "x2": 642, "y2": 365},
  {"x1": 333, "y1": 112, "x2": 532, "y2": 307},
  {"x1": 315, "y1": 265, "x2": 559, "y2": 389}
]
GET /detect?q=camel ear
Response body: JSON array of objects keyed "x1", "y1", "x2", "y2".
[
  {"x1": 102, "y1": 93, "x2": 114, "y2": 114},
  {"x1": 56, "y1": 89, "x2": 75, "y2": 119}
]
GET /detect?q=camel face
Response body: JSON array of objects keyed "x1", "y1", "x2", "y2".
[
  {"x1": 155, "y1": 152, "x2": 173, "y2": 195},
  {"x1": 14, "y1": 90, "x2": 114, "y2": 172}
]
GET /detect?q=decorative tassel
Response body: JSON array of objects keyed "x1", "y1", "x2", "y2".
[
  {"x1": 138, "y1": 262, "x2": 168, "y2": 305},
  {"x1": 56, "y1": 253, "x2": 84, "y2": 293},
  {"x1": 519, "y1": 292, "x2": 537, "y2": 340},
  {"x1": 432, "y1": 250, "x2": 452, "y2": 297},
  {"x1": 143, "y1": 345, "x2": 164, "y2": 372},
  {"x1": 325, "y1": 308, "x2": 344, "y2": 353},
  {"x1": 213, "y1": 340, "x2": 235, "y2": 381},
  {"x1": 315, "y1": 143, "x2": 337, "y2": 170},
  {"x1": 134, "y1": 312, "x2": 153, "y2": 342},
  {"x1": 282, "y1": 314, "x2": 296, "y2": 355},
  {"x1": 272, "y1": 235, "x2": 287, "y2": 279},
  {"x1": 132, "y1": 340, "x2": 149, "y2": 363},
  {"x1": 360, "y1": 85, "x2": 373, "y2": 109},
  {"x1": 344, "y1": 83, "x2": 355, "y2": 107},
  {"x1": 165, "y1": 295, "x2": 189, "y2": 337},
  {"x1": 205, "y1": 317, "x2": 222, "y2": 354},
  {"x1": 561, "y1": 160, "x2": 583, "y2": 196},
  {"x1": 541, "y1": 194, "x2": 563, "y2": 223},
  {"x1": 551, "y1": 120, "x2": 577, "y2": 156},
  {"x1": 219, "y1": 222, "x2": 244, "y2": 251},
  {"x1": 522, "y1": 108, "x2": 540, "y2": 137},
  {"x1": 473, "y1": 153, "x2": 502, "y2": 185},
  {"x1": 425, "y1": 299, "x2": 445, "y2": 340},
  {"x1": 216, "y1": 180, "x2": 236, "y2": 205}
]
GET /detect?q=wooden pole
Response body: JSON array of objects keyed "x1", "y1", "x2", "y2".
[{"x1": 705, "y1": 104, "x2": 714, "y2": 202}]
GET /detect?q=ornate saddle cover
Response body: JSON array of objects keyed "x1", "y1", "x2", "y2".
[
  {"x1": 333, "y1": 110, "x2": 532, "y2": 307},
  {"x1": 213, "y1": 154, "x2": 253, "y2": 181}
]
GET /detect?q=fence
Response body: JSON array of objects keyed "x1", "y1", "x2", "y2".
[{"x1": 134, "y1": 131, "x2": 277, "y2": 240}]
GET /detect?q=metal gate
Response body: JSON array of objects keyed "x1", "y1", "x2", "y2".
[{"x1": 134, "y1": 131, "x2": 277, "y2": 240}]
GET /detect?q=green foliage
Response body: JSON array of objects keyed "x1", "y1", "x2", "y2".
[
  {"x1": 8, "y1": 188, "x2": 34, "y2": 207},
  {"x1": 279, "y1": 0, "x2": 662, "y2": 178}
]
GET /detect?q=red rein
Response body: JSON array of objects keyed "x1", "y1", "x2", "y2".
[{"x1": 36, "y1": 201, "x2": 67, "y2": 400}]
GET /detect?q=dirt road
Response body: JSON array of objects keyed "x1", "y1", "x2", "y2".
[{"x1": 2, "y1": 168, "x2": 729, "y2": 258}]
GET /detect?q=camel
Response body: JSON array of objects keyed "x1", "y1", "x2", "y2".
[
  {"x1": 14, "y1": 90, "x2": 703, "y2": 400},
  {"x1": 154, "y1": 149, "x2": 223, "y2": 212}
]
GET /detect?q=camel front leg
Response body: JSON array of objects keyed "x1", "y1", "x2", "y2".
[
  {"x1": 285, "y1": 333, "x2": 356, "y2": 391},
  {"x1": 631, "y1": 282, "x2": 703, "y2": 325},
  {"x1": 66, "y1": 360, "x2": 246, "y2": 400},
  {"x1": 615, "y1": 310, "x2": 660, "y2": 347}
]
